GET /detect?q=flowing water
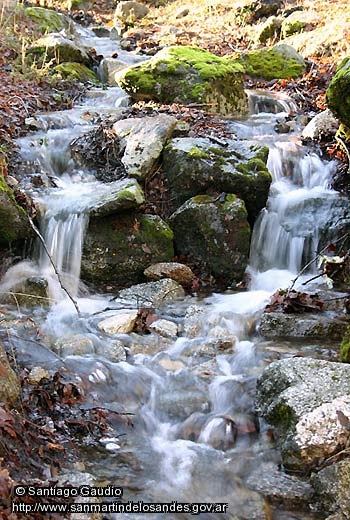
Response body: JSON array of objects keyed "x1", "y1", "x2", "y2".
[{"x1": 1, "y1": 26, "x2": 349, "y2": 520}]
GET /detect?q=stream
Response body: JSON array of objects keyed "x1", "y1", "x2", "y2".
[{"x1": 1, "y1": 25, "x2": 349, "y2": 520}]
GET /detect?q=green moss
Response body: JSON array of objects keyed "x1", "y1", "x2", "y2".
[
  {"x1": 191, "y1": 195, "x2": 213, "y2": 204},
  {"x1": 282, "y1": 19, "x2": 308, "y2": 38},
  {"x1": 340, "y1": 325, "x2": 350, "y2": 362},
  {"x1": 140, "y1": 214, "x2": 174, "y2": 242},
  {"x1": 116, "y1": 45, "x2": 247, "y2": 114},
  {"x1": 0, "y1": 175, "x2": 29, "y2": 243},
  {"x1": 24, "y1": 7, "x2": 68, "y2": 34},
  {"x1": 188, "y1": 147, "x2": 210, "y2": 160},
  {"x1": 234, "y1": 47, "x2": 306, "y2": 80},
  {"x1": 236, "y1": 157, "x2": 270, "y2": 176},
  {"x1": 52, "y1": 63, "x2": 99, "y2": 84},
  {"x1": 326, "y1": 58, "x2": 350, "y2": 129}
]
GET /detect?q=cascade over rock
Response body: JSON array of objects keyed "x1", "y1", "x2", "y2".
[{"x1": 115, "y1": 45, "x2": 248, "y2": 116}]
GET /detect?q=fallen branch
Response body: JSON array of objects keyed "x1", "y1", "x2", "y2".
[{"x1": 28, "y1": 217, "x2": 81, "y2": 317}]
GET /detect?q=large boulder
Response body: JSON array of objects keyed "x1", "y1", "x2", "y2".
[
  {"x1": 0, "y1": 175, "x2": 31, "y2": 245},
  {"x1": 115, "y1": 45, "x2": 248, "y2": 116},
  {"x1": 81, "y1": 213, "x2": 174, "y2": 285},
  {"x1": 256, "y1": 357, "x2": 350, "y2": 471},
  {"x1": 52, "y1": 63, "x2": 99, "y2": 84},
  {"x1": 169, "y1": 194, "x2": 250, "y2": 285},
  {"x1": 235, "y1": 44, "x2": 306, "y2": 80},
  {"x1": 326, "y1": 57, "x2": 350, "y2": 129},
  {"x1": 112, "y1": 114, "x2": 177, "y2": 180},
  {"x1": 162, "y1": 137, "x2": 271, "y2": 223},
  {"x1": 27, "y1": 33, "x2": 90, "y2": 67},
  {"x1": 24, "y1": 6, "x2": 74, "y2": 34}
]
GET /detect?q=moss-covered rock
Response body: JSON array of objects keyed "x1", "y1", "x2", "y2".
[
  {"x1": 257, "y1": 16, "x2": 282, "y2": 43},
  {"x1": 27, "y1": 33, "x2": 90, "y2": 67},
  {"x1": 281, "y1": 10, "x2": 320, "y2": 39},
  {"x1": 52, "y1": 62, "x2": 98, "y2": 84},
  {"x1": 169, "y1": 194, "x2": 250, "y2": 286},
  {"x1": 162, "y1": 136, "x2": 271, "y2": 224},
  {"x1": 340, "y1": 325, "x2": 350, "y2": 362},
  {"x1": 326, "y1": 57, "x2": 350, "y2": 130},
  {"x1": 234, "y1": 44, "x2": 306, "y2": 80},
  {"x1": 0, "y1": 175, "x2": 31, "y2": 245},
  {"x1": 24, "y1": 6, "x2": 73, "y2": 35},
  {"x1": 81, "y1": 213, "x2": 174, "y2": 285},
  {"x1": 115, "y1": 45, "x2": 248, "y2": 116}
]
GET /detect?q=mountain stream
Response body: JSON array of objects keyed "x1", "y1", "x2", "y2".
[{"x1": 1, "y1": 26, "x2": 349, "y2": 520}]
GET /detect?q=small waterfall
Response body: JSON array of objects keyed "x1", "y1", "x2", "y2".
[
  {"x1": 38, "y1": 211, "x2": 88, "y2": 300},
  {"x1": 249, "y1": 141, "x2": 342, "y2": 283}
]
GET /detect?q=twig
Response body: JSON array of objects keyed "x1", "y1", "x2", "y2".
[
  {"x1": 28, "y1": 217, "x2": 81, "y2": 317},
  {"x1": 289, "y1": 232, "x2": 349, "y2": 291}
]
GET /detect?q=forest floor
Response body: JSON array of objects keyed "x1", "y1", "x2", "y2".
[{"x1": 1, "y1": 0, "x2": 350, "y2": 516}]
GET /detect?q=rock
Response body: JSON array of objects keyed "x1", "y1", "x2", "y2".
[
  {"x1": 96, "y1": 340, "x2": 126, "y2": 362},
  {"x1": 98, "y1": 311, "x2": 138, "y2": 334},
  {"x1": 0, "y1": 340, "x2": 21, "y2": 405},
  {"x1": 56, "y1": 335, "x2": 95, "y2": 357},
  {"x1": 183, "y1": 305, "x2": 206, "y2": 338},
  {"x1": 144, "y1": 262, "x2": 195, "y2": 286},
  {"x1": 27, "y1": 33, "x2": 90, "y2": 66},
  {"x1": 99, "y1": 58, "x2": 128, "y2": 85},
  {"x1": 235, "y1": 44, "x2": 306, "y2": 81},
  {"x1": 149, "y1": 318, "x2": 178, "y2": 338},
  {"x1": 112, "y1": 114, "x2": 177, "y2": 180},
  {"x1": 259, "y1": 312, "x2": 349, "y2": 340},
  {"x1": 311, "y1": 460, "x2": 350, "y2": 518},
  {"x1": 247, "y1": 462, "x2": 314, "y2": 510},
  {"x1": 163, "y1": 137, "x2": 271, "y2": 222},
  {"x1": 24, "y1": 6, "x2": 74, "y2": 34},
  {"x1": 326, "y1": 57, "x2": 350, "y2": 129},
  {"x1": 158, "y1": 357, "x2": 185, "y2": 371},
  {"x1": 89, "y1": 179, "x2": 145, "y2": 218},
  {"x1": 118, "y1": 278, "x2": 185, "y2": 307},
  {"x1": 114, "y1": 1, "x2": 149, "y2": 25},
  {"x1": 0, "y1": 176, "x2": 32, "y2": 245},
  {"x1": 257, "y1": 16, "x2": 282, "y2": 43},
  {"x1": 301, "y1": 109, "x2": 339, "y2": 142},
  {"x1": 52, "y1": 62, "x2": 99, "y2": 84},
  {"x1": 28, "y1": 366, "x2": 50, "y2": 384},
  {"x1": 255, "y1": 357, "x2": 350, "y2": 471},
  {"x1": 169, "y1": 194, "x2": 250, "y2": 286},
  {"x1": 81, "y1": 213, "x2": 174, "y2": 284},
  {"x1": 115, "y1": 45, "x2": 248, "y2": 117},
  {"x1": 175, "y1": 7, "x2": 189, "y2": 18},
  {"x1": 154, "y1": 372, "x2": 209, "y2": 420},
  {"x1": 281, "y1": 10, "x2": 320, "y2": 38},
  {"x1": 235, "y1": 0, "x2": 282, "y2": 24}
]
